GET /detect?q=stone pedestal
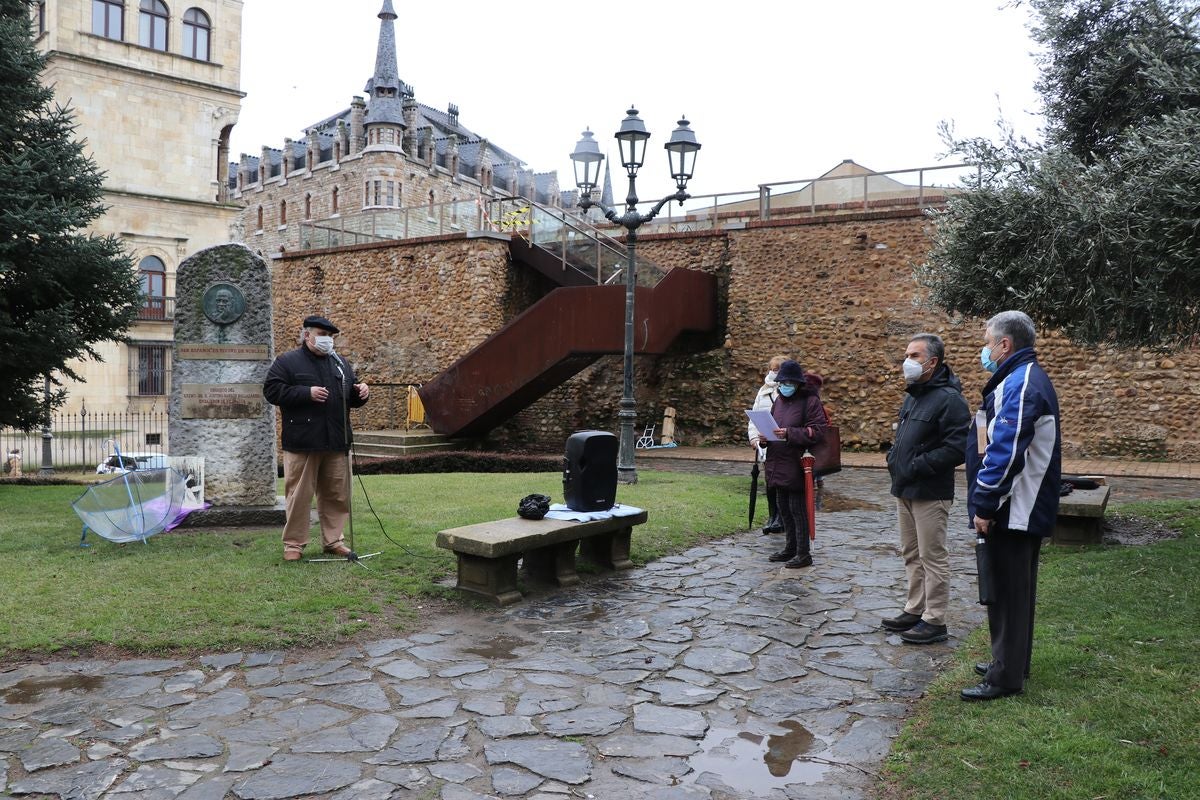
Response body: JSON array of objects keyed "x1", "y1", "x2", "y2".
[{"x1": 169, "y1": 244, "x2": 277, "y2": 516}]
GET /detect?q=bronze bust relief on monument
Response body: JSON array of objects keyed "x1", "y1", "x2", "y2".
[{"x1": 202, "y1": 283, "x2": 246, "y2": 325}]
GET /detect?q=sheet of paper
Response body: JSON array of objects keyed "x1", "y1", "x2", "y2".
[{"x1": 745, "y1": 410, "x2": 782, "y2": 441}]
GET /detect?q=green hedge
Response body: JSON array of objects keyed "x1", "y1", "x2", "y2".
[{"x1": 354, "y1": 451, "x2": 560, "y2": 475}]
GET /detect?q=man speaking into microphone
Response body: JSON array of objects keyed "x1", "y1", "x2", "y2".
[{"x1": 264, "y1": 315, "x2": 369, "y2": 562}]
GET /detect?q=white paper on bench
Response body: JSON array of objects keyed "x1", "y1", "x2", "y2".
[{"x1": 544, "y1": 503, "x2": 645, "y2": 522}]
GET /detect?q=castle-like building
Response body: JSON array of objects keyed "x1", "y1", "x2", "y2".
[
  {"x1": 35, "y1": 0, "x2": 244, "y2": 416},
  {"x1": 232, "y1": 0, "x2": 561, "y2": 257}
]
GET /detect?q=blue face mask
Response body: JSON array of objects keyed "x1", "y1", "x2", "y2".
[
  {"x1": 980, "y1": 345, "x2": 998, "y2": 373},
  {"x1": 778, "y1": 383, "x2": 797, "y2": 397}
]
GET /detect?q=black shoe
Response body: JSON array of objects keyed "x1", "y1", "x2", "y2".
[
  {"x1": 762, "y1": 520, "x2": 784, "y2": 534},
  {"x1": 900, "y1": 621, "x2": 949, "y2": 644},
  {"x1": 784, "y1": 554, "x2": 813, "y2": 569},
  {"x1": 880, "y1": 611, "x2": 922, "y2": 632},
  {"x1": 767, "y1": 550, "x2": 795, "y2": 563},
  {"x1": 960, "y1": 682, "x2": 1022, "y2": 701}
]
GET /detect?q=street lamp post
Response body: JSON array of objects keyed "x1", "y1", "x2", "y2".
[
  {"x1": 39, "y1": 375, "x2": 54, "y2": 476},
  {"x1": 570, "y1": 108, "x2": 700, "y2": 484}
]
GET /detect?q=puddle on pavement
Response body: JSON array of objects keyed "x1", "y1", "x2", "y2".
[
  {"x1": 687, "y1": 721, "x2": 827, "y2": 790},
  {"x1": 3, "y1": 674, "x2": 104, "y2": 705},
  {"x1": 463, "y1": 635, "x2": 532, "y2": 661},
  {"x1": 580, "y1": 603, "x2": 609, "y2": 622},
  {"x1": 819, "y1": 492, "x2": 883, "y2": 512}
]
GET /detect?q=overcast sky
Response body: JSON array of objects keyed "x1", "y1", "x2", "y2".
[{"x1": 230, "y1": 0, "x2": 1046, "y2": 205}]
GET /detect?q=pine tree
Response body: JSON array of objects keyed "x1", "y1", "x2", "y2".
[
  {"x1": 919, "y1": 0, "x2": 1200, "y2": 349},
  {"x1": 0, "y1": 0, "x2": 141, "y2": 429}
]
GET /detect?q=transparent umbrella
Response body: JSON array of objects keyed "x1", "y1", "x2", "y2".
[{"x1": 71, "y1": 443, "x2": 192, "y2": 545}]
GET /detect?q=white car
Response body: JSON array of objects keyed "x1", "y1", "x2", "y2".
[{"x1": 96, "y1": 452, "x2": 170, "y2": 475}]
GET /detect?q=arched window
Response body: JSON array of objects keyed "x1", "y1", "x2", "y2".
[
  {"x1": 331, "y1": 187, "x2": 339, "y2": 214},
  {"x1": 138, "y1": 0, "x2": 168, "y2": 51},
  {"x1": 182, "y1": 7, "x2": 210, "y2": 60},
  {"x1": 428, "y1": 189, "x2": 435, "y2": 213},
  {"x1": 279, "y1": 199, "x2": 287, "y2": 225},
  {"x1": 138, "y1": 255, "x2": 167, "y2": 319},
  {"x1": 256, "y1": 206, "x2": 263, "y2": 230},
  {"x1": 92, "y1": 0, "x2": 123, "y2": 39},
  {"x1": 304, "y1": 194, "x2": 312, "y2": 219}
]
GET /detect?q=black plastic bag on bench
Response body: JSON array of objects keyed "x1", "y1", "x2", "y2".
[{"x1": 518, "y1": 494, "x2": 551, "y2": 520}]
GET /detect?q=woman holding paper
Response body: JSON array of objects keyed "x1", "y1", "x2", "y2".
[
  {"x1": 747, "y1": 354, "x2": 789, "y2": 533},
  {"x1": 753, "y1": 359, "x2": 828, "y2": 568}
]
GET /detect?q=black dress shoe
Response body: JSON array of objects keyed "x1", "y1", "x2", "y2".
[
  {"x1": 960, "y1": 682, "x2": 1022, "y2": 701},
  {"x1": 881, "y1": 612, "x2": 922, "y2": 632},
  {"x1": 762, "y1": 522, "x2": 784, "y2": 534},
  {"x1": 767, "y1": 550, "x2": 795, "y2": 562},
  {"x1": 784, "y1": 554, "x2": 813, "y2": 569},
  {"x1": 900, "y1": 621, "x2": 949, "y2": 644},
  {"x1": 975, "y1": 662, "x2": 990, "y2": 677}
]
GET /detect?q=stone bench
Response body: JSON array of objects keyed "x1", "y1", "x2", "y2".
[
  {"x1": 436, "y1": 510, "x2": 648, "y2": 605},
  {"x1": 1052, "y1": 481, "x2": 1111, "y2": 545}
]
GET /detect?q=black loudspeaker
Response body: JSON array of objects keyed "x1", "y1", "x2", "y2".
[{"x1": 562, "y1": 431, "x2": 618, "y2": 512}]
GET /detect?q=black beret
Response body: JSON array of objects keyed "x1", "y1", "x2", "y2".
[{"x1": 302, "y1": 315, "x2": 339, "y2": 334}]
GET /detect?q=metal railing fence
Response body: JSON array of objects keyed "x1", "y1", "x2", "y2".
[{"x1": 1, "y1": 410, "x2": 167, "y2": 475}]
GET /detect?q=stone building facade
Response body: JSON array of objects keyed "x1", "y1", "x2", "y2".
[
  {"x1": 275, "y1": 210, "x2": 1200, "y2": 462},
  {"x1": 34, "y1": 0, "x2": 244, "y2": 416},
  {"x1": 232, "y1": 1, "x2": 560, "y2": 259}
]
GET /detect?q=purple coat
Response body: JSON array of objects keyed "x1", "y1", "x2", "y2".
[{"x1": 764, "y1": 386, "x2": 828, "y2": 490}]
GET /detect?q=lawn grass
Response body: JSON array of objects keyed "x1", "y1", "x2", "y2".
[
  {"x1": 886, "y1": 500, "x2": 1200, "y2": 800},
  {"x1": 0, "y1": 470, "x2": 746, "y2": 657}
]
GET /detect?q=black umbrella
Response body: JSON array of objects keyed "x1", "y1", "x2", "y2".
[{"x1": 748, "y1": 458, "x2": 760, "y2": 530}]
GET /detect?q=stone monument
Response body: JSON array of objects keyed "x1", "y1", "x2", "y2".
[{"x1": 169, "y1": 244, "x2": 281, "y2": 523}]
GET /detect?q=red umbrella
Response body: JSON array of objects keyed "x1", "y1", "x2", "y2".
[{"x1": 802, "y1": 453, "x2": 816, "y2": 540}]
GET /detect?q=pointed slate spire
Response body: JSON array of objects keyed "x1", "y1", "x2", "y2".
[
  {"x1": 364, "y1": 0, "x2": 407, "y2": 127},
  {"x1": 600, "y1": 160, "x2": 615, "y2": 208}
]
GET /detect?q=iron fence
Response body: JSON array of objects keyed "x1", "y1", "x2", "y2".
[{"x1": 1, "y1": 409, "x2": 168, "y2": 475}]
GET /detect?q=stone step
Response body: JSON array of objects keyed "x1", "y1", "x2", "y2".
[
  {"x1": 352, "y1": 435, "x2": 468, "y2": 459},
  {"x1": 355, "y1": 430, "x2": 451, "y2": 446}
]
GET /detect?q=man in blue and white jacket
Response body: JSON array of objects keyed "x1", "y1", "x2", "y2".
[{"x1": 963, "y1": 310, "x2": 1061, "y2": 701}]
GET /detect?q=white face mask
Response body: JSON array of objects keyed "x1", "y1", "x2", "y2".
[
  {"x1": 765, "y1": 370, "x2": 778, "y2": 384},
  {"x1": 312, "y1": 335, "x2": 335, "y2": 355},
  {"x1": 902, "y1": 357, "x2": 927, "y2": 384}
]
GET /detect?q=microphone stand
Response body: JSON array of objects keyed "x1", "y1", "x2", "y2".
[{"x1": 307, "y1": 351, "x2": 380, "y2": 568}]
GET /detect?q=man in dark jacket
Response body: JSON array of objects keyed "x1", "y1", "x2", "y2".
[
  {"x1": 263, "y1": 315, "x2": 369, "y2": 561},
  {"x1": 883, "y1": 334, "x2": 970, "y2": 644},
  {"x1": 962, "y1": 310, "x2": 1060, "y2": 700}
]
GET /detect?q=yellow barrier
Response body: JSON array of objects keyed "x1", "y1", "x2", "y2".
[{"x1": 406, "y1": 386, "x2": 427, "y2": 430}]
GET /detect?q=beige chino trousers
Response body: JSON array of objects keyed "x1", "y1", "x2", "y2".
[
  {"x1": 896, "y1": 497, "x2": 953, "y2": 626},
  {"x1": 281, "y1": 450, "x2": 351, "y2": 554}
]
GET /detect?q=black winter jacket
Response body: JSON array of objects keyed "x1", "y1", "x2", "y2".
[
  {"x1": 886, "y1": 364, "x2": 970, "y2": 500},
  {"x1": 263, "y1": 346, "x2": 367, "y2": 453}
]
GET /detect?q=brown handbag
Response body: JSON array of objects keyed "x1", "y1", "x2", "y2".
[
  {"x1": 808, "y1": 424, "x2": 841, "y2": 476},
  {"x1": 806, "y1": 398, "x2": 841, "y2": 477}
]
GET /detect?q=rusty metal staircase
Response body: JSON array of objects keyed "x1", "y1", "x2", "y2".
[{"x1": 419, "y1": 203, "x2": 717, "y2": 437}]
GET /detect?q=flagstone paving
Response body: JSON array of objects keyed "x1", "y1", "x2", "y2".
[{"x1": 2, "y1": 470, "x2": 1019, "y2": 799}]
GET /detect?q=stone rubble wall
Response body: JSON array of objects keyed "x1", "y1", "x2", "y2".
[{"x1": 272, "y1": 213, "x2": 1200, "y2": 461}]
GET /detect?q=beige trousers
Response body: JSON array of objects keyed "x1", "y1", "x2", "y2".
[
  {"x1": 282, "y1": 450, "x2": 350, "y2": 553},
  {"x1": 896, "y1": 497, "x2": 953, "y2": 626}
]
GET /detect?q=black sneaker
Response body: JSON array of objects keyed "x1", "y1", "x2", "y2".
[
  {"x1": 784, "y1": 554, "x2": 813, "y2": 569},
  {"x1": 900, "y1": 621, "x2": 949, "y2": 644},
  {"x1": 880, "y1": 612, "x2": 922, "y2": 631},
  {"x1": 767, "y1": 550, "x2": 795, "y2": 563}
]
